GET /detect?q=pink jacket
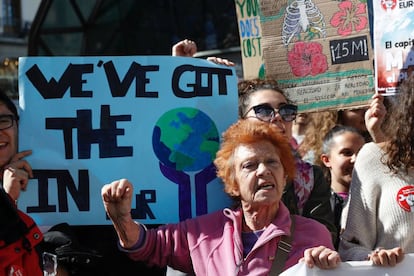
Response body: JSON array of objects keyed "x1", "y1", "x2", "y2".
[{"x1": 127, "y1": 203, "x2": 333, "y2": 275}]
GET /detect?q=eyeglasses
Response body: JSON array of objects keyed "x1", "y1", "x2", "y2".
[
  {"x1": 245, "y1": 103, "x2": 298, "y2": 122},
  {"x1": 0, "y1": 114, "x2": 17, "y2": 130}
]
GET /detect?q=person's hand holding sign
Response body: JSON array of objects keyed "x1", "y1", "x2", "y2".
[
  {"x1": 2, "y1": 150, "x2": 33, "y2": 202},
  {"x1": 365, "y1": 94, "x2": 387, "y2": 143},
  {"x1": 368, "y1": 247, "x2": 404, "y2": 266}
]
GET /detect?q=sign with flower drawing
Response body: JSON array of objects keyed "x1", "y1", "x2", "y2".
[{"x1": 239, "y1": 0, "x2": 374, "y2": 112}]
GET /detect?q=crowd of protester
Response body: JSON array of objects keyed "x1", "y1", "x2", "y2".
[{"x1": 2, "y1": 37, "x2": 413, "y2": 275}]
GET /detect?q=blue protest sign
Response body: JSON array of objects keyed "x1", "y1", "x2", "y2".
[{"x1": 18, "y1": 56, "x2": 237, "y2": 226}]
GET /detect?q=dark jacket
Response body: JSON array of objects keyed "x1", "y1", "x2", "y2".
[{"x1": 282, "y1": 161, "x2": 337, "y2": 244}]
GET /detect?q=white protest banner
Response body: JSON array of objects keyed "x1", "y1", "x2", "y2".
[
  {"x1": 373, "y1": 0, "x2": 414, "y2": 94},
  {"x1": 280, "y1": 253, "x2": 414, "y2": 275},
  {"x1": 18, "y1": 56, "x2": 237, "y2": 226}
]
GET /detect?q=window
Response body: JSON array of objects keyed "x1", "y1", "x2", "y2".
[
  {"x1": 1, "y1": 0, "x2": 21, "y2": 37},
  {"x1": 29, "y1": 0, "x2": 240, "y2": 56}
]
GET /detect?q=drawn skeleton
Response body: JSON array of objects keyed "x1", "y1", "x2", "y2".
[{"x1": 282, "y1": 0, "x2": 326, "y2": 46}]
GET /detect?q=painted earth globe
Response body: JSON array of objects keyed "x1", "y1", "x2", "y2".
[{"x1": 152, "y1": 107, "x2": 219, "y2": 172}]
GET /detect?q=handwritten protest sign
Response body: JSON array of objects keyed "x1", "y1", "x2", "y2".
[
  {"x1": 373, "y1": 0, "x2": 414, "y2": 94},
  {"x1": 234, "y1": 0, "x2": 266, "y2": 79},
  {"x1": 18, "y1": 56, "x2": 237, "y2": 226},
  {"x1": 280, "y1": 253, "x2": 414, "y2": 275},
  {"x1": 235, "y1": 0, "x2": 374, "y2": 112}
]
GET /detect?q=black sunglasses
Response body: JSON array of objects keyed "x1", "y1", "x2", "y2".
[{"x1": 245, "y1": 103, "x2": 298, "y2": 122}]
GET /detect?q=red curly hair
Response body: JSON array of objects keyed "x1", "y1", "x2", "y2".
[{"x1": 214, "y1": 119, "x2": 296, "y2": 200}]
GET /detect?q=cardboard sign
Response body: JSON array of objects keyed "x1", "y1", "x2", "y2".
[
  {"x1": 235, "y1": 0, "x2": 375, "y2": 112},
  {"x1": 373, "y1": 0, "x2": 414, "y2": 94},
  {"x1": 18, "y1": 56, "x2": 237, "y2": 226},
  {"x1": 234, "y1": 0, "x2": 266, "y2": 79}
]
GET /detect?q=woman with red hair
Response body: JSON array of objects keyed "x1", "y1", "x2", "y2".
[{"x1": 102, "y1": 119, "x2": 340, "y2": 275}]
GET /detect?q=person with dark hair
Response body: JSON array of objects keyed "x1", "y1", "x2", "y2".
[
  {"x1": 0, "y1": 90, "x2": 33, "y2": 201},
  {"x1": 336, "y1": 108, "x2": 370, "y2": 142},
  {"x1": 102, "y1": 119, "x2": 340, "y2": 275},
  {"x1": 320, "y1": 125, "x2": 365, "y2": 249},
  {"x1": 0, "y1": 89, "x2": 43, "y2": 275},
  {"x1": 339, "y1": 75, "x2": 414, "y2": 266},
  {"x1": 0, "y1": 89, "x2": 102, "y2": 275},
  {"x1": 238, "y1": 78, "x2": 337, "y2": 244}
]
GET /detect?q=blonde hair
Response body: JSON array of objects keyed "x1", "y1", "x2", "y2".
[{"x1": 298, "y1": 110, "x2": 338, "y2": 167}]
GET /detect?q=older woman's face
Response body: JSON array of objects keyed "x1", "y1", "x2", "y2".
[
  {"x1": 0, "y1": 103, "x2": 18, "y2": 168},
  {"x1": 244, "y1": 89, "x2": 293, "y2": 140},
  {"x1": 232, "y1": 140, "x2": 286, "y2": 207}
]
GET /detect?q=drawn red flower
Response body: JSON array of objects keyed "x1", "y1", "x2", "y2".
[
  {"x1": 287, "y1": 41, "x2": 328, "y2": 77},
  {"x1": 330, "y1": 0, "x2": 368, "y2": 36}
]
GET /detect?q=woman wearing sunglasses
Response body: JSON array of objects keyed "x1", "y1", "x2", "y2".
[{"x1": 238, "y1": 78, "x2": 337, "y2": 244}]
